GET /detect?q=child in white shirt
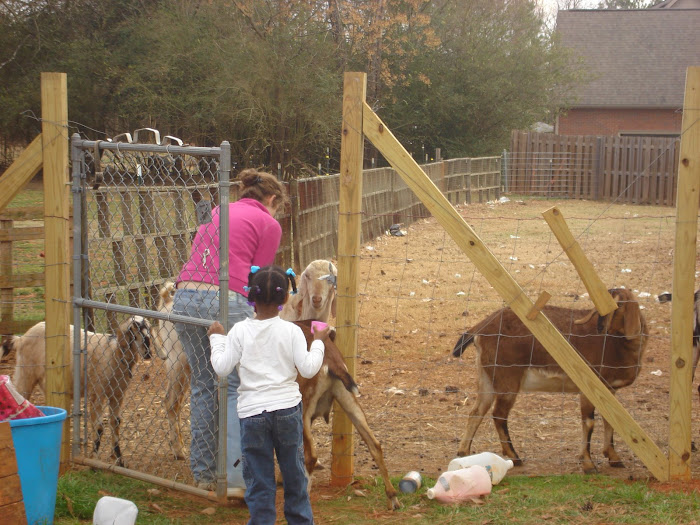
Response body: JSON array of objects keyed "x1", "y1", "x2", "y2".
[{"x1": 209, "y1": 264, "x2": 329, "y2": 525}]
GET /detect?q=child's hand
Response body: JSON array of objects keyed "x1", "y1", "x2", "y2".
[
  {"x1": 208, "y1": 321, "x2": 225, "y2": 336},
  {"x1": 313, "y1": 325, "x2": 331, "y2": 342}
]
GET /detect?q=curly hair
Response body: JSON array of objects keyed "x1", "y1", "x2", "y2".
[
  {"x1": 238, "y1": 169, "x2": 289, "y2": 211},
  {"x1": 246, "y1": 265, "x2": 297, "y2": 307}
]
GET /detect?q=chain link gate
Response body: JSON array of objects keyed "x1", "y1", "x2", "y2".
[{"x1": 70, "y1": 133, "x2": 236, "y2": 499}]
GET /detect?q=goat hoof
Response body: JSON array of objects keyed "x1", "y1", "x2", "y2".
[
  {"x1": 512, "y1": 458, "x2": 523, "y2": 467},
  {"x1": 388, "y1": 496, "x2": 401, "y2": 510},
  {"x1": 608, "y1": 460, "x2": 625, "y2": 469},
  {"x1": 314, "y1": 459, "x2": 325, "y2": 470},
  {"x1": 582, "y1": 463, "x2": 598, "y2": 474}
]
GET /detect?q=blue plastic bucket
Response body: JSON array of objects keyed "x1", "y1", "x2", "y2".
[{"x1": 9, "y1": 406, "x2": 67, "y2": 525}]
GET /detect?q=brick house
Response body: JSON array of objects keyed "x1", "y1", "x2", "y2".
[{"x1": 555, "y1": 2, "x2": 700, "y2": 136}]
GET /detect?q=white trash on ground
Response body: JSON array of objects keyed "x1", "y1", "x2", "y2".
[
  {"x1": 93, "y1": 496, "x2": 138, "y2": 525},
  {"x1": 447, "y1": 451, "x2": 514, "y2": 485}
]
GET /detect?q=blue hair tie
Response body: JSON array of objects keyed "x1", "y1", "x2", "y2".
[
  {"x1": 251, "y1": 265, "x2": 260, "y2": 274},
  {"x1": 286, "y1": 268, "x2": 296, "y2": 278},
  {"x1": 243, "y1": 285, "x2": 250, "y2": 292}
]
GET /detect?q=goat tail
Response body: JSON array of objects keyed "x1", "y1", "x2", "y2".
[
  {"x1": 329, "y1": 367, "x2": 360, "y2": 396},
  {"x1": 452, "y1": 332, "x2": 474, "y2": 357}
]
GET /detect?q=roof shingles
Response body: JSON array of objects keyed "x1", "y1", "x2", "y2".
[{"x1": 556, "y1": 9, "x2": 700, "y2": 108}]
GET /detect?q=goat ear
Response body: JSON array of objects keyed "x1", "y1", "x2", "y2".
[
  {"x1": 623, "y1": 300, "x2": 642, "y2": 340},
  {"x1": 297, "y1": 272, "x2": 309, "y2": 296},
  {"x1": 295, "y1": 296, "x2": 304, "y2": 317},
  {"x1": 331, "y1": 292, "x2": 337, "y2": 318}
]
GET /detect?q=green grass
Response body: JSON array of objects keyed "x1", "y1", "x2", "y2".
[
  {"x1": 53, "y1": 469, "x2": 700, "y2": 524},
  {"x1": 7, "y1": 186, "x2": 43, "y2": 208}
]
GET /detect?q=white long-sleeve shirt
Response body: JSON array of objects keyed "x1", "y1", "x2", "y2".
[{"x1": 210, "y1": 316, "x2": 325, "y2": 418}]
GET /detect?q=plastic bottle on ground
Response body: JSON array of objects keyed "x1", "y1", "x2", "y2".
[
  {"x1": 447, "y1": 451, "x2": 514, "y2": 485},
  {"x1": 426, "y1": 465, "x2": 492, "y2": 503},
  {"x1": 93, "y1": 496, "x2": 138, "y2": 525}
]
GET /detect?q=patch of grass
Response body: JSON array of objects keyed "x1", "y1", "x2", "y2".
[
  {"x1": 53, "y1": 470, "x2": 700, "y2": 525},
  {"x1": 55, "y1": 468, "x2": 249, "y2": 524},
  {"x1": 7, "y1": 187, "x2": 43, "y2": 208}
]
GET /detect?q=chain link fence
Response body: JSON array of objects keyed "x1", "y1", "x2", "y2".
[{"x1": 70, "y1": 134, "x2": 234, "y2": 498}]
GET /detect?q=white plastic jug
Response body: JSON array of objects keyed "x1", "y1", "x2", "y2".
[
  {"x1": 447, "y1": 451, "x2": 514, "y2": 485},
  {"x1": 93, "y1": 496, "x2": 138, "y2": 525},
  {"x1": 426, "y1": 465, "x2": 492, "y2": 503}
]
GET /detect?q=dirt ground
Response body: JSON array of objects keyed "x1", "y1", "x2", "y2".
[
  {"x1": 309, "y1": 196, "x2": 700, "y2": 486},
  {"x1": 4, "y1": 196, "x2": 700, "y2": 505}
]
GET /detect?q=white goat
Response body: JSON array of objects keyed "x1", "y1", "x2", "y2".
[
  {"x1": 155, "y1": 281, "x2": 190, "y2": 460},
  {"x1": 452, "y1": 288, "x2": 648, "y2": 474},
  {"x1": 1, "y1": 316, "x2": 152, "y2": 466},
  {"x1": 280, "y1": 260, "x2": 337, "y2": 323}
]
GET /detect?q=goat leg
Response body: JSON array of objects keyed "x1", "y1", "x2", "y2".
[
  {"x1": 330, "y1": 381, "x2": 400, "y2": 510},
  {"x1": 491, "y1": 393, "x2": 523, "y2": 466},
  {"x1": 166, "y1": 358, "x2": 188, "y2": 460},
  {"x1": 109, "y1": 395, "x2": 125, "y2": 467},
  {"x1": 457, "y1": 369, "x2": 495, "y2": 458},
  {"x1": 579, "y1": 396, "x2": 598, "y2": 474},
  {"x1": 602, "y1": 417, "x2": 624, "y2": 468}
]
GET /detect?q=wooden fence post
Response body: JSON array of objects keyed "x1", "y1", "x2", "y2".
[
  {"x1": 41, "y1": 72, "x2": 71, "y2": 469},
  {"x1": 332, "y1": 72, "x2": 366, "y2": 486},
  {"x1": 669, "y1": 66, "x2": 700, "y2": 480}
]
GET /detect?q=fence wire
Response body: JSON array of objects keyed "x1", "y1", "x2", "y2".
[{"x1": 71, "y1": 136, "x2": 230, "y2": 494}]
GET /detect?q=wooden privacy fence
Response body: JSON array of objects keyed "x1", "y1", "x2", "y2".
[
  {"x1": 507, "y1": 130, "x2": 680, "y2": 205},
  {"x1": 291, "y1": 157, "x2": 500, "y2": 268}
]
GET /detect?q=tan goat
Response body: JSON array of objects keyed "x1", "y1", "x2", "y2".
[
  {"x1": 293, "y1": 319, "x2": 400, "y2": 510},
  {"x1": 280, "y1": 260, "x2": 337, "y2": 322},
  {"x1": 452, "y1": 288, "x2": 648, "y2": 474},
  {"x1": 1, "y1": 316, "x2": 152, "y2": 466},
  {"x1": 155, "y1": 281, "x2": 190, "y2": 460}
]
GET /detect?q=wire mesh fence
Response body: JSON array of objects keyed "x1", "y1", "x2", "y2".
[{"x1": 71, "y1": 137, "x2": 232, "y2": 493}]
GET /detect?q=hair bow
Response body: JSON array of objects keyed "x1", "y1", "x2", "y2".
[
  {"x1": 250, "y1": 266, "x2": 260, "y2": 274},
  {"x1": 286, "y1": 268, "x2": 296, "y2": 278}
]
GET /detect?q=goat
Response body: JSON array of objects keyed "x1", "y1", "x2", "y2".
[
  {"x1": 293, "y1": 319, "x2": 400, "y2": 510},
  {"x1": 155, "y1": 281, "x2": 190, "y2": 460},
  {"x1": 280, "y1": 260, "x2": 337, "y2": 322},
  {"x1": 1, "y1": 316, "x2": 152, "y2": 466},
  {"x1": 452, "y1": 288, "x2": 648, "y2": 474}
]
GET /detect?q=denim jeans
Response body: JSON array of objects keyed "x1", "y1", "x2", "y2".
[
  {"x1": 241, "y1": 403, "x2": 313, "y2": 525},
  {"x1": 173, "y1": 288, "x2": 253, "y2": 488}
]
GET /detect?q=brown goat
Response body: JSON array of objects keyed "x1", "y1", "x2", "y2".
[
  {"x1": 293, "y1": 320, "x2": 400, "y2": 510},
  {"x1": 452, "y1": 288, "x2": 648, "y2": 474}
]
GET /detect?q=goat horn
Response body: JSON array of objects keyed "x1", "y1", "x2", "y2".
[{"x1": 574, "y1": 309, "x2": 597, "y2": 325}]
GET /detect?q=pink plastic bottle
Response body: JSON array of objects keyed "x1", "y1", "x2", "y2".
[{"x1": 426, "y1": 465, "x2": 492, "y2": 503}]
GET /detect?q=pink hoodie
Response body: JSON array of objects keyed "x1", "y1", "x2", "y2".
[{"x1": 177, "y1": 198, "x2": 282, "y2": 296}]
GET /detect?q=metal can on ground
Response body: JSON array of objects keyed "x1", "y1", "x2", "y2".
[{"x1": 398, "y1": 471, "x2": 422, "y2": 493}]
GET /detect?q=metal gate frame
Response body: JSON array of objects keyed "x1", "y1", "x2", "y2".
[{"x1": 70, "y1": 134, "x2": 234, "y2": 499}]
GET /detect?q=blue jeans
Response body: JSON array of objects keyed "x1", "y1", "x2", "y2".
[
  {"x1": 241, "y1": 403, "x2": 313, "y2": 525},
  {"x1": 173, "y1": 288, "x2": 253, "y2": 488}
]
